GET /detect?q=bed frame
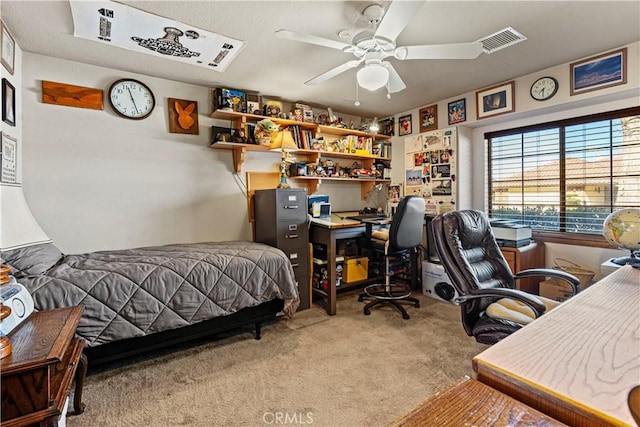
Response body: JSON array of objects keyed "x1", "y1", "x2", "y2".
[
  {"x1": 83, "y1": 298, "x2": 285, "y2": 366},
  {"x1": 71, "y1": 299, "x2": 285, "y2": 414}
]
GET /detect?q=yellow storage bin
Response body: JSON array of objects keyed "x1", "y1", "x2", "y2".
[{"x1": 344, "y1": 257, "x2": 368, "y2": 283}]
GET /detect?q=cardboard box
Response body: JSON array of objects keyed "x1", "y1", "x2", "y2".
[
  {"x1": 539, "y1": 278, "x2": 573, "y2": 302},
  {"x1": 344, "y1": 257, "x2": 368, "y2": 283}
]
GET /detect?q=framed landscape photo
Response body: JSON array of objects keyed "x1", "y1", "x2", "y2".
[
  {"x1": 419, "y1": 105, "x2": 438, "y2": 133},
  {"x1": 398, "y1": 114, "x2": 412, "y2": 136},
  {"x1": 570, "y1": 47, "x2": 627, "y2": 96},
  {"x1": 2, "y1": 78, "x2": 15, "y2": 126},
  {"x1": 476, "y1": 81, "x2": 515, "y2": 120},
  {"x1": 1, "y1": 21, "x2": 15, "y2": 75},
  {"x1": 447, "y1": 98, "x2": 466, "y2": 125}
]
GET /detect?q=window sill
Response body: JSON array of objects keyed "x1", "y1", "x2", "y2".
[{"x1": 532, "y1": 231, "x2": 615, "y2": 249}]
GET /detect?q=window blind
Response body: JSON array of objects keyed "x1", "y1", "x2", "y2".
[{"x1": 487, "y1": 107, "x2": 640, "y2": 237}]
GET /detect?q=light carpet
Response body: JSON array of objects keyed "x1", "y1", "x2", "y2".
[{"x1": 67, "y1": 292, "x2": 488, "y2": 427}]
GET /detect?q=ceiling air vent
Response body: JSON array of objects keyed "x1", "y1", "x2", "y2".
[{"x1": 475, "y1": 27, "x2": 527, "y2": 54}]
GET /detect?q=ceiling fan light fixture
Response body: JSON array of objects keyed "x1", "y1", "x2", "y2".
[{"x1": 357, "y1": 63, "x2": 389, "y2": 91}]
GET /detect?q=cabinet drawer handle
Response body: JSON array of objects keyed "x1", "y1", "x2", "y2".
[
  {"x1": 286, "y1": 234, "x2": 299, "y2": 239},
  {"x1": 284, "y1": 205, "x2": 299, "y2": 209},
  {"x1": 291, "y1": 263, "x2": 300, "y2": 268}
]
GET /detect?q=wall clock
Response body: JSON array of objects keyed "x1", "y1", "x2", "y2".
[
  {"x1": 530, "y1": 76, "x2": 558, "y2": 101},
  {"x1": 108, "y1": 78, "x2": 155, "y2": 119}
]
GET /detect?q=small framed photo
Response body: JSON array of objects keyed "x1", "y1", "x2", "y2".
[
  {"x1": 570, "y1": 47, "x2": 627, "y2": 96},
  {"x1": 398, "y1": 114, "x2": 412, "y2": 136},
  {"x1": 1, "y1": 132, "x2": 17, "y2": 183},
  {"x1": 447, "y1": 98, "x2": 466, "y2": 125},
  {"x1": 1, "y1": 21, "x2": 15, "y2": 76},
  {"x1": 2, "y1": 78, "x2": 15, "y2": 127},
  {"x1": 476, "y1": 81, "x2": 515, "y2": 120},
  {"x1": 379, "y1": 117, "x2": 395, "y2": 136},
  {"x1": 419, "y1": 105, "x2": 438, "y2": 133}
]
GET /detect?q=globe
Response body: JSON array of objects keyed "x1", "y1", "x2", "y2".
[{"x1": 602, "y1": 208, "x2": 640, "y2": 265}]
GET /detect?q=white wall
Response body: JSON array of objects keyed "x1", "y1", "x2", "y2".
[
  {"x1": 20, "y1": 53, "x2": 370, "y2": 254},
  {"x1": 0, "y1": 23, "x2": 22, "y2": 182},
  {"x1": 16, "y1": 40, "x2": 640, "y2": 274},
  {"x1": 387, "y1": 42, "x2": 639, "y2": 278}
]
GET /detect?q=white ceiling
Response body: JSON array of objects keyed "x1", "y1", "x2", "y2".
[{"x1": 2, "y1": 1, "x2": 639, "y2": 118}]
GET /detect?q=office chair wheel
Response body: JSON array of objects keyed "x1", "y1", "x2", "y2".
[
  {"x1": 364, "y1": 309, "x2": 371, "y2": 315},
  {"x1": 402, "y1": 312, "x2": 410, "y2": 320}
]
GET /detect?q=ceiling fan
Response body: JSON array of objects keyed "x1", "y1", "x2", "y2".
[{"x1": 275, "y1": 0, "x2": 484, "y2": 96}]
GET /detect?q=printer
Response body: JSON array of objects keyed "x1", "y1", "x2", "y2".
[{"x1": 490, "y1": 219, "x2": 532, "y2": 247}]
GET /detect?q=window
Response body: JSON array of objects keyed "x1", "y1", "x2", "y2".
[{"x1": 487, "y1": 107, "x2": 640, "y2": 246}]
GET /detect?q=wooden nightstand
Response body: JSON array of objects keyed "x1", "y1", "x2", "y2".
[
  {"x1": 500, "y1": 242, "x2": 545, "y2": 294},
  {"x1": 1, "y1": 306, "x2": 87, "y2": 427}
]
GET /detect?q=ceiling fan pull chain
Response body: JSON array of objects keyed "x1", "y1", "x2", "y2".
[
  {"x1": 355, "y1": 81, "x2": 361, "y2": 106},
  {"x1": 386, "y1": 81, "x2": 391, "y2": 99}
]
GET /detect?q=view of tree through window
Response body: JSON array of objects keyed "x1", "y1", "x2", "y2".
[{"x1": 487, "y1": 107, "x2": 640, "y2": 238}]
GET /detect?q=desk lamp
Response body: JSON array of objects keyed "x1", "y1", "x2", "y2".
[
  {"x1": 270, "y1": 130, "x2": 298, "y2": 188},
  {"x1": 0, "y1": 184, "x2": 52, "y2": 358}
]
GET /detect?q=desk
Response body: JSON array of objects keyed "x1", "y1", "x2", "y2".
[
  {"x1": 473, "y1": 265, "x2": 640, "y2": 426},
  {"x1": 390, "y1": 377, "x2": 566, "y2": 426},
  {"x1": 310, "y1": 215, "x2": 367, "y2": 316},
  {"x1": 310, "y1": 213, "x2": 418, "y2": 316}
]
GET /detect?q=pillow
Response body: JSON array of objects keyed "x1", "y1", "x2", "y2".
[
  {"x1": 485, "y1": 296, "x2": 561, "y2": 325},
  {"x1": 0, "y1": 243, "x2": 63, "y2": 278}
]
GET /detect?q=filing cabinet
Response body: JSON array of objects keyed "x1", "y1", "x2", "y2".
[{"x1": 254, "y1": 188, "x2": 310, "y2": 310}]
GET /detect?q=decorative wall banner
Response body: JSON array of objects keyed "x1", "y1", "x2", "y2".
[
  {"x1": 70, "y1": 0, "x2": 246, "y2": 72},
  {"x1": 168, "y1": 98, "x2": 199, "y2": 135},
  {"x1": 42, "y1": 81, "x2": 104, "y2": 110}
]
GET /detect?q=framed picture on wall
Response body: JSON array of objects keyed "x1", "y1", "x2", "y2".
[
  {"x1": 398, "y1": 114, "x2": 412, "y2": 136},
  {"x1": 419, "y1": 105, "x2": 438, "y2": 133},
  {"x1": 476, "y1": 81, "x2": 515, "y2": 120},
  {"x1": 2, "y1": 78, "x2": 15, "y2": 127},
  {"x1": 168, "y1": 98, "x2": 199, "y2": 135},
  {"x1": 570, "y1": 47, "x2": 627, "y2": 96},
  {"x1": 1, "y1": 132, "x2": 17, "y2": 183},
  {"x1": 378, "y1": 117, "x2": 395, "y2": 136},
  {"x1": 1, "y1": 21, "x2": 15, "y2": 76},
  {"x1": 447, "y1": 98, "x2": 466, "y2": 125}
]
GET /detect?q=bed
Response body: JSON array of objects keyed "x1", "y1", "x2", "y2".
[{"x1": 1, "y1": 240, "x2": 300, "y2": 366}]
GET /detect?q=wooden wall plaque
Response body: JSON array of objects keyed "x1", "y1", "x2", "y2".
[
  {"x1": 42, "y1": 81, "x2": 103, "y2": 110},
  {"x1": 168, "y1": 98, "x2": 199, "y2": 135}
]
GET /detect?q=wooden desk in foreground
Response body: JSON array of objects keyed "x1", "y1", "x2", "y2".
[
  {"x1": 391, "y1": 377, "x2": 566, "y2": 426},
  {"x1": 473, "y1": 265, "x2": 640, "y2": 426}
]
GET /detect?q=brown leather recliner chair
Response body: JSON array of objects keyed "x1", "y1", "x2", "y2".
[{"x1": 431, "y1": 210, "x2": 580, "y2": 344}]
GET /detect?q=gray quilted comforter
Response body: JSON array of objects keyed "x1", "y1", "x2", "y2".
[{"x1": 19, "y1": 241, "x2": 299, "y2": 347}]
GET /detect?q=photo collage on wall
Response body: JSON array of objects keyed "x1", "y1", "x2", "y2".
[{"x1": 404, "y1": 128, "x2": 457, "y2": 215}]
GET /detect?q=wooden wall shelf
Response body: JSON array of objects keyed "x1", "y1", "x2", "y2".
[{"x1": 210, "y1": 110, "x2": 393, "y2": 199}]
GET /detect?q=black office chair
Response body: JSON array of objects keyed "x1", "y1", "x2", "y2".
[
  {"x1": 357, "y1": 195, "x2": 425, "y2": 319},
  {"x1": 431, "y1": 210, "x2": 580, "y2": 344}
]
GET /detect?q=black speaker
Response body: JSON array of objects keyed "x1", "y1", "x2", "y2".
[{"x1": 434, "y1": 282, "x2": 457, "y2": 301}]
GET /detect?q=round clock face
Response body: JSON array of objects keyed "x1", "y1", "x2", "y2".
[
  {"x1": 109, "y1": 79, "x2": 156, "y2": 119},
  {"x1": 530, "y1": 77, "x2": 559, "y2": 101}
]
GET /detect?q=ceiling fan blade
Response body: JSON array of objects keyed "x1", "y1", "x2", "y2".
[
  {"x1": 275, "y1": 29, "x2": 352, "y2": 51},
  {"x1": 373, "y1": 0, "x2": 425, "y2": 42},
  {"x1": 383, "y1": 62, "x2": 406, "y2": 93},
  {"x1": 395, "y1": 42, "x2": 484, "y2": 60},
  {"x1": 305, "y1": 60, "x2": 363, "y2": 86}
]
